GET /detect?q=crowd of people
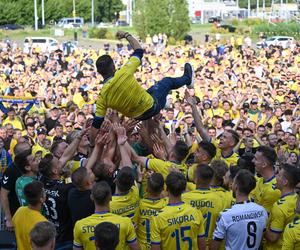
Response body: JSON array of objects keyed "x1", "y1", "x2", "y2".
[{"x1": 0, "y1": 29, "x2": 300, "y2": 250}]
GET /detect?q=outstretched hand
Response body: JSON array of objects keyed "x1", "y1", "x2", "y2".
[{"x1": 185, "y1": 89, "x2": 197, "y2": 106}]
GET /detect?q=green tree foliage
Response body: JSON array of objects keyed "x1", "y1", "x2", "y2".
[
  {"x1": 134, "y1": 0, "x2": 190, "y2": 40},
  {"x1": 0, "y1": 0, "x2": 124, "y2": 25}
]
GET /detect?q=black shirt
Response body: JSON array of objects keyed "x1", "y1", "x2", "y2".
[
  {"x1": 0, "y1": 163, "x2": 21, "y2": 216},
  {"x1": 41, "y1": 177, "x2": 73, "y2": 243},
  {"x1": 44, "y1": 117, "x2": 58, "y2": 132},
  {"x1": 67, "y1": 188, "x2": 94, "y2": 227}
]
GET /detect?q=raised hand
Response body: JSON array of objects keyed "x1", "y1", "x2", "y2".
[
  {"x1": 116, "y1": 31, "x2": 127, "y2": 40},
  {"x1": 185, "y1": 89, "x2": 197, "y2": 105},
  {"x1": 153, "y1": 143, "x2": 167, "y2": 160},
  {"x1": 112, "y1": 123, "x2": 128, "y2": 145}
]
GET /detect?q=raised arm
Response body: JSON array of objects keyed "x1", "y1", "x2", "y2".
[
  {"x1": 185, "y1": 90, "x2": 211, "y2": 142},
  {"x1": 116, "y1": 31, "x2": 143, "y2": 51}
]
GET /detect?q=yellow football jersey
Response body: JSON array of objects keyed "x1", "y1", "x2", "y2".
[
  {"x1": 95, "y1": 56, "x2": 154, "y2": 118},
  {"x1": 282, "y1": 215, "x2": 300, "y2": 250},
  {"x1": 151, "y1": 202, "x2": 205, "y2": 249},
  {"x1": 110, "y1": 185, "x2": 140, "y2": 223},
  {"x1": 12, "y1": 207, "x2": 47, "y2": 250},
  {"x1": 145, "y1": 158, "x2": 187, "y2": 180},
  {"x1": 264, "y1": 192, "x2": 297, "y2": 250},
  {"x1": 73, "y1": 211, "x2": 137, "y2": 250},
  {"x1": 250, "y1": 175, "x2": 281, "y2": 213},
  {"x1": 182, "y1": 188, "x2": 225, "y2": 244},
  {"x1": 210, "y1": 186, "x2": 235, "y2": 209},
  {"x1": 211, "y1": 139, "x2": 239, "y2": 166},
  {"x1": 136, "y1": 198, "x2": 168, "y2": 249}
]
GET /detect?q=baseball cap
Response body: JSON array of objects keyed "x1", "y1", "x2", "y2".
[
  {"x1": 250, "y1": 99, "x2": 258, "y2": 105},
  {"x1": 37, "y1": 128, "x2": 47, "y2": 135}
]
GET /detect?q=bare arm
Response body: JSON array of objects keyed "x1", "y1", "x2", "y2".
[
  {"x1": 209, "y1": 239, "x2": 221, "y2": 250},
  {"x1": 198, "y1": 237, "x2": 206, "y2": 250},
  {"x1": 0, "y1": 188, "x2": 13, "y2": 230},
  {"x1": 116, "y1": 31, "x2": 143, "y2": 50}
]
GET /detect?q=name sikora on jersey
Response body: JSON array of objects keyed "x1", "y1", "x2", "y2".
[{"x1": 167, "y1": 214, "x2": 195, "y2": 226}]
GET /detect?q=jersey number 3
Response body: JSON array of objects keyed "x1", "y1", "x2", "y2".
[
  {"x1": 247, "y1": 221, "x2": 257, "y2": 248},
  {"x1": 171, "y1": 226, "x2": 192, "y2": 250}
]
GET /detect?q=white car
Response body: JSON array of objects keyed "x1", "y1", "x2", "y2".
[
  {"x1": 23, "y1": 37, "x2": 59, "y2": 53},
  {"x1": 256, "y1": 36, "x2": 294, "y2": 49}
]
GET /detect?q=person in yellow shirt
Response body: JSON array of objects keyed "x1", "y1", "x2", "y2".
[
  {"x1": 136, "y1": 173, "x2": 168, "y2": 249},
  {"x1": 264, "y1": 164, "x2": 300, "y2": 250},
  {"x1": 12, "y1": 181, "x2": 47, "y2": 250},
  {"x1": 182, "y1": 164, "x2": 225, "y2": 246},
  {"x1": 151, "y1": 172, "x2": 206, "y2": 250},
  {"x1": 91, "y1": 31, "x2": 194, "y2": 145},
  {"x1": 250, "y1": 146, "x2": 281, "y2": 213},
  {"x1": 73, "y1": 181, "x2": 140, "y2": 250},
  {"x1": 2, "y1": 107, "x2": 24, "y2": 130},
  {"x1": 110, "y1": 167, "x2": 140, "y2": 223}
]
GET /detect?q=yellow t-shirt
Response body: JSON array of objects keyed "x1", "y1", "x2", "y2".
[
  {"x1": 12, "y1": 207, "x2": 47, "y2": 250},
  {"x1": 151, "y1": 202, "x2": 205, "y2": 249},
  {"x1": 264, "y1": 193, "x2": 297, "y2": 250},
  {"x1": 3, "y1": 117, "x2": 23, "y2": 130},
  {"x1": 282, "y1": 215, "x2": 300, "y2": 250},
  {"x1": 73, "y1": 212, "x2": 137, "y2": 250},
  {"x1": 211, "y1": 139, "x2": 239, "y2": 166},
  {"x1": 146, "y1": 158, "x2": 187, "y2": 180},
  {"x1": 32, "y1": 143, "x2": 50, "y2": 157},
  {"x1": 136, "y1": 198, "x2": 168, "y2": 249},
  {"x1": 110, "y1": 185, "x2": 140, "y2": 223},
  {"x1": 95, "y1": 56, "x2": 154, "y2": 118},
  {"x1": 182, "y1": 188, "x2": 225, "y2": 245},
  {"x1": 250, "y1": 175, "x2": 281, "y2": 213}
]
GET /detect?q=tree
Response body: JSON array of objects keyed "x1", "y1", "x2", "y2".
[
  {"x1": 133, "y1": 0, "x2": 146, "y2": 40},
  {"x1": 96, "y1": 0, "x2": 124, "y2": 22}
]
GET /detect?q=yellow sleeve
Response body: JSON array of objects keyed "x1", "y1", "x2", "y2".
[
  {"x1": 269, "y1": 203, "x2": 285, "y2": 233},
  {"x1": 119, "y1": 56, "x2": 141, "y2": 75},
  {"x1": 125, "y1": 218, "x2": 138, "y2": 244},
  {"x1": 151, "y1": 216, "x2": 161, "y2": 245},
  {"x1": 95, "y1": 92, "x2": 107, "y2": 117},
  {"x1": 146, "y1": 158, "x2": 167, "y2": 173},
  {"x1": 282, "y1": 225, "x2": 295, "y2": 250},
  {"x1": 73, "y1": 221, "x2": 83, "y2": 248}
]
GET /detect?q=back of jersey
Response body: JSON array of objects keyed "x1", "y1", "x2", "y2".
[{"x1": 213, "y1": 201, "x2": 268, "y2": 250}]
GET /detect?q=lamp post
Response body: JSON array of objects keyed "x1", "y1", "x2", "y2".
[
  {"x1": 34, "y1": 0, "x2": 38, "y2": 30},
  {"x1": 91, "y1": 0, "x2": 95, "y2": 27},
  {"x1": 41, "y1": 0, "x2": 45, "y2": 27},
  {"x1": 73, "y1": 0, "x2": 77, "y2": 42}
]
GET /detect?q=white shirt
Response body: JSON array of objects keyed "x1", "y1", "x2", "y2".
[{"x1": 213, "y1": 201, "x2": 268, "y2": 250}]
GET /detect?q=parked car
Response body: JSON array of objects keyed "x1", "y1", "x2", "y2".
[
  {"x1": 97, "y1": 22, "x2": 114, "y2": 28},
  {"x1": 23, "y1": 37, "x2": 59, "y2": 53},
  {"x1": 57, "y1": 17, "x2": 84, "y2": 28},
  {"x1": 256, "y1": 36, "x2": 294, "y2": 49},
  {"x1": 219, "y1": 24, "x2": 236, "y2": 32},
  {"x1": 0, "y1": 24, "x2": 24, "y2": 30},
  {"x1": 208, "y1": 16, "x2": 222, "y2": 23},
  {"x1": 116, "y1": 20, "x2": 129, "y2": 26}
]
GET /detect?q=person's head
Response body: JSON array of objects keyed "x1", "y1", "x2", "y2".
[
  {"x1": 24, "y1": 181, "x2": 46, "y2": 207},
  {"x1": 26, "y1": 122, "x2": 36, "y2": 137},
  {"x1": 210, "y1": 160, "x2": 228, "y2": 186},
  {"x1": 218, "y1": 130, "x2": 240, "y2": 150},
  {"x1": 91, "y1": 181, "x2": 112, "y2": 207},
  {"x1": 166, "y1": 172, "x2": 187, "y2": 197},
  {"x1": 14, "y1": 149, "x2": 39, "y2": 175},
  {"x1": 194, "y1": 141, "x2": 216, "y2": 164},
  {"x1": 232, "y1": 169, "x2": 256, "y2": 198},
  {"x1": 50, "y1": 107, "x2": 59, "y2": 119},
  {"x1": 7, "y1": 107, "x2": 15, "y2": 119},
  {"x1": 207, "y1": 127, "x2": 216, "y2": 138},
  {"x1": 166, "y1": 108, "x2": 174, "y2": 120},
  {"x1": 223, "y1": 165, "x2": 240, "y2": 190},
  {"x1": 71, "y1": 167, "x2": 95, "y2": 191},
  {"x1": 146, "y1": 173, "x2": 164, "y2": 196},
  {"x1": 36, "y1": 127, "x2": 47, "y2": 142},
  {"x1": 64, "y1": 121, "x2": 73, "y2": 133},
  {"x1": 253, "y1": 146, "x2": 277, "y2": 175},
  {"x1": 194, "y1": 164, "x2": 214, "y2": 187},
  {"x1": 94, "y1": 222, "x2": 119, "y2": 250},
  {"x1": 5, "y1": 123, "x2": 14, "y2": 136},
  {"x1": 116, "y1": 167, "x2": 135, "y2": 193},
  {"x1": 96, "y1": 55, "x2": 116, "y2": 78},
  {"x1": 287, "y1": 152, "x2": 298, "y2": 165},
  {"x1": 39, "y1": 154, "x2": 61, "y2": 179},
  {"x1": 0, "y1": 126, "x2": 7, "y2": 140},
  {"x1": 170, "y1": 141, "x2": 189, "y2": 162},
  {"x1": 276, "y1": 163, "x2": 300, "y2": 191},
  {"x1": 287, "y1": 133, "x2": 297, "y2": 148},
  {"x1": 267, "y1": 133, "x2": 278, "y2": 148},
  {"x1": 54, "y1": 123, "x2": 64, "y2": 137},
  {"x1": 257, "y1": 125, "x2": 266, "y2": 137},
  {"x1": 30, "y1": 221, "x2": 56, "y2": 250},
  {"x1": 14, "y1": 141, "x2": 31, "y2": 156}
]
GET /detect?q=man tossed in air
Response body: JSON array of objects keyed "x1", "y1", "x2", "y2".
[{"x1": 91, "y1": 31, "x2": 194, "y2": 143}]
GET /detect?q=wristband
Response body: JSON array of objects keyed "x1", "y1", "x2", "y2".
[{"x1": 125, "y1": 33, "x2": 132, "y2": 39}]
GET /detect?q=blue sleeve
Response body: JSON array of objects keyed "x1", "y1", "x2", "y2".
[
  {"x1": 24, "y1": 102, "x2": 34, "y2": 113},
  {"x1": 131, "y1": 49, "x2": 144, "y2": 60},
  {"x1": 92, "y1": 116, "x2": 105, "y2": 129},
  {"x1": 0, "y1": 101, "x2": 8, "y2": 114},
  {"x1": 6, "y1": 151, "x2": 12, "y2": 167}
]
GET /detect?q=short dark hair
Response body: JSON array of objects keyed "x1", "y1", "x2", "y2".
[
  {"x1": 198, "y1": 141, "x2": 217, "y2": 159},
  {"x1": 257, "y1": 146, "x2": 277, "y2": 166},
  {"x1": 14, "y1": 149, "x2": 32, "y2": 174},
  {"x1": 281, "y1": 163, "x2": 300, "y2": 188},
  {"x1": 116, "y1": 167, "x2": 135, "y2": 192},
  {"x1": 166, "y1": 172, "x2": 186, "y2": 197},
  {"x1": 24, "y1": 181, "x2": 44, "y2": 206},
  {"x1": 147, "y1": 173, "x2": 164, "y2": 195},
  {"x1": 173, "y1": 141, "x2": 189, "y2": 162},
  {"x1": 227, "y1": 129, "x2": 240, "y2": 146},
  {"x1": 94, "y1": 222, "x2": 119, "y2": 250},
  {"x1": 195, "y1": 164, "x2": 214, "y2": 184},
  {"x1": 14, "y1": 141, "x2": 31, "y2": 157},
  {"x1": 39, "y1": 154, "x2": 54, "y2": 178},
  {"x1": 234, "y1": 169, "x2": 256, "y2": 195},
  {"x1": 96, "y1": 55, "x2": 114, "y2": 76},
  {"x1": 91, "y1": 181, "x2": 112, "y2": 206},
  {"x1": 228, "y1": 165, "x2": 240, "y2": 180},
  {"x1": 210, "y1": 160, "x2": 228, "y2": 186},
  {"x1": 30, "y1": 221, "x2": 56, "y2": 247},
  {"x1": 72, "y1": 167, "x2": 89, "y2": 189}
]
